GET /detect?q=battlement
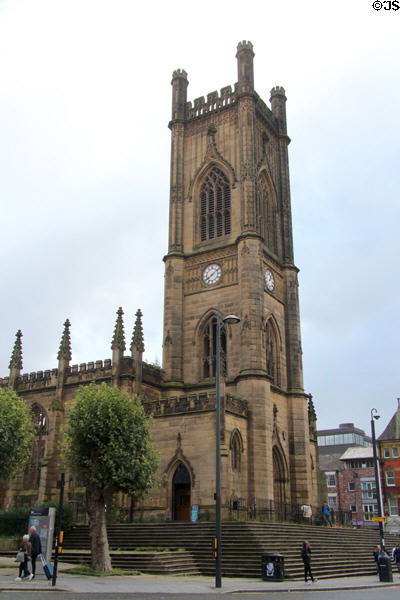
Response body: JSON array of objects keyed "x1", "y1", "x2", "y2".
[
  {"x1": 172, "y1": 68, "x2": 188, "y2": 81},
  {"x1": 143, "y1": 392, "x2": 248, "y2": 418},
  {"x1": 270, "y1": 86, "x2": 286, "y2": 98},
  {"x1": 237, "y1": 40, "x2": 254, "y2": 53},
  {"x1": 0, "y1": 359, "x2": 113, "y2": 391},
  {"x1": 0, "y1": 369, "x2": 56, "y2": 389},
  {"x1": 186, "y1": 84, "x2": 238, "y2": 119},
  {"x1": 0, "y1": 357, "x2": 164, "y2": 392}
]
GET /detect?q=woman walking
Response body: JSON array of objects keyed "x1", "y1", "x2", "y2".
[
  {"x1": 15, "y1": 534, "x2": 31, "y2": 581},
  {"x1": 301, "y1": 540, "x2": 315, "y2": 583}
]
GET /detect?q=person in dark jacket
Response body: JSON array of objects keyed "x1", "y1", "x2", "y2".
[
  {"x1": 393, "y1": 545, "x2": 400, "y2": 573},
  {"x1": 373, "y1": 544, "x2": 381, "y2": 574},
  {"x1": 301, "y1": 540, "x2": 315, "y2": 583},
  {"x1": 322, "y1": 502, "x2": 332, "y2": 527},
  {"x1": 28, "y1": 526, "x2": 42, "y2": 580},
  {"x1": 15, "y1": 534, "x2": 31, "y2": 581}
]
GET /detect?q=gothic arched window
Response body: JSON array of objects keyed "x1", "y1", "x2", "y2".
[
  {"x1": 230, "y1": 430, "x2": 243, "y2": 472},
  {"x1": 23, "y1": 404, "x2": 48, "y2": 489},
  {"x1": 266, "y1": 320, "x2": 280, "y2": 386},
  {"x1": 202, "y1": 316, "x2": 226, "y2": 379},
  {"x1": 200, "y1": 168, "x2": 231, "y2": 242},
  {"x1": 257, "y1": 176, "x2": 278, "y2": 255}
]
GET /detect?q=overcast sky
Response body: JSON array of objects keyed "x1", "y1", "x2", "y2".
[{"x1": 1, "y1": 0, "x2": 399, "y2": 436}]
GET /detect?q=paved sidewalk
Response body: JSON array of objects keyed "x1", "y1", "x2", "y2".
[{"x1": 1, "y1": 556, "x2": 400, "y2": 594}]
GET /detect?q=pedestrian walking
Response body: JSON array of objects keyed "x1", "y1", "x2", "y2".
[
  {"x1": 373, "y1": 544, "x2": 381, "y2": 574},
  {"x1": 15, "y1": 534, "x2": 31, "y2": 581},
  {"x1": 393, "y1": 544, "x2": 400, "y2": 573},
  {"x1": 322, "y1": 502, "x2": 332, "y2": 527},
  {"x1": 28, "y1": 526, "x2": 42, "y2": 580},
  {"x1": 301, "y1": 540, "x2": 315, "y2": 583}
]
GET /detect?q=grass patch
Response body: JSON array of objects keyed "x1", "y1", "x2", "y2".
[{"x1": 66, "y1": 565, "x2": 140, "y2": 576}]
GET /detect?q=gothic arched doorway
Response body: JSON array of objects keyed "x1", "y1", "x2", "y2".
[
  {"x1": 172, "y1": 463, "x2": 191, "y2": 521},
  {"x1": 272, "y1": 446, "x2": 286, "y2": 519}
]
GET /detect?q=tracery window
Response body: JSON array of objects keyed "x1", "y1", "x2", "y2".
[
  {"x1": 202, "y1": 316, "x2": 226, "y2": 379},
  {"x1": 200, "y1": 168, "x2": 231, "y2": 242}
]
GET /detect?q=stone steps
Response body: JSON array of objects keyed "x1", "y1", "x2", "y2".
[
  {"x1": 59, "y1": 550, "x2": 200, "y2": 575},
  {"x1": 62, "y1": 521, "x2": 400, "y2": 580}
]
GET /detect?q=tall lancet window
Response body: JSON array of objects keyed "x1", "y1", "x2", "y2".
[
  {"x1": 266, "y1": 320, "x2": 280, "y2": 386},
  {"x1": 257, "y1": 176, "x2": 278, "y2": 255},
  {"x1": 202, "y1": 316, "x2": 226, "y2": 379},
  {"x1": 200, "y1": 168, "x2": 231, "y2": 242},
  {"x1": 23, "y1": 404, "x2": 48, "y2": 489}
]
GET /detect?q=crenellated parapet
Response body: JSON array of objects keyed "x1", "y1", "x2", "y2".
[
  {"x1": 186, "y1": 85, "x2": 238, "y2": 119},
  {"x1": 0, "y1": 357, "x2": 164, "y2": 394},
  {"x1": 269, "y1": 86, "x2": 287, "y2": 135},
  {"x1": 143, "y1": 392, "x2": 248, "y2": 418},
  {"x1": 172, "y1": 68, "x2": 188, "y2": 81},
  {"x1": 1, "y1": 369, "x2": 56, "y2": 390}
]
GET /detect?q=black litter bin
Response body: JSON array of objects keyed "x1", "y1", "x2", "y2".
[
  {"x1": 378, "y1": 552, "x2": 393, "y2": 582},
  {"x1": 261, "y1": 553, "x2": 284, "y2": 581}
]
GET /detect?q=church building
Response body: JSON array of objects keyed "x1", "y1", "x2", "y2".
[{"x1": 0, "y1": 42, "x2": 318, "y2": 520}]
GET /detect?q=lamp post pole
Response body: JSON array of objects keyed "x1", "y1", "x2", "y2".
[
  {"x1": 371, "y1": 408, "x2": 384, "y2": 551},
  {"x1": 215, "y1": 307, "x2": 222, "y2": 588},
  {"x1": 215, "y1": 309, "x2": 240, "y2": 589}
]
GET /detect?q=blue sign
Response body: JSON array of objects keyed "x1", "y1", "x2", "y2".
[{"x1": 190, "y1": 504, "x2": 199, "y2": 522}]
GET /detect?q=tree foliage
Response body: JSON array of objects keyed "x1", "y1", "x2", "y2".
[
  {"x1": 0, "y1": 388, "x2": 34, "y2": 480},
  {"x1": 64, "y1": 383, "x2": 159, "y2": 571},
  {"x1": 65, "y1": 383, "x2": 158, "y2": 498}
]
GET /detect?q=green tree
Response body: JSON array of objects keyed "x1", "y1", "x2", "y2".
[
  {"x1": 0, "y1": 388, "x2": 34, "y2": 480},
  {"x1": 64, "y1": 383, "x2": 159, "y2": 571}
]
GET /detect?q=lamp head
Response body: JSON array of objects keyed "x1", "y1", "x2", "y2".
[{"x1": 371, "y1": 408, "x2": 380, "y2": 421}]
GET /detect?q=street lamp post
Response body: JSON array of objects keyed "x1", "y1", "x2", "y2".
[
  {"x1": 371, "y1": 408, "x2": 385, "y2": 551},
  {"x1": 215, "y1": 308, "x2": 240, "y2": 589}
]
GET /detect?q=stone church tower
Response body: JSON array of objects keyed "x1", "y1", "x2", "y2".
[
  {"x1": 151, "y1": 40, "x2": 318, "y2": 517},
  {"x1": 0, "y1": 41, "x2": 318, "y2": 520}
]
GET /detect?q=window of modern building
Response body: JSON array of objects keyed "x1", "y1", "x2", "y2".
[
  {"x1": 389, "y1": 498, "x2": 399, "y2": 516},
  {"x1": 326, "y1": 473, "x2": 336, "y2": 487},
  {"x1": 327, "y1": 495, "x2": 337, "y2": 509},
  {"x1": 363, "y1": 504, "x2": 377, "y2": 521},
  {"x1": 348, "y1": 481, "x2": 355, "y2": 491},
  {"x1": 347, "y1": 459, "x2": 373, "y2": 469},
  {"x1": 317, "y1": 431, "x2": 372, "y2": 447},
  {"x1": 385, "y1": 471, "x2": 395, "y2": 486},
  {"x1": 361, "y1": 481, "x2": 375, "y2": 499}
]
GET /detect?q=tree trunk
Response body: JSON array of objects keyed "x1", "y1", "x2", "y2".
[{"x1": 86, "y1": 489, "x2": 112, "y2": 572}]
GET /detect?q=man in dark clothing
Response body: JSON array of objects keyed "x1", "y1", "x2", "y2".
[
  {"x1": 393, "y1": 545, "x2": 400, "y2": 573},
  {"x1": 28, "y1": 526, "x2": 42, "y2": 580}
]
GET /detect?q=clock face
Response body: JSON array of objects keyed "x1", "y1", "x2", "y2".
[
  {"x1": 265, "y1": 269, "x2": 275, "y2": 292},
  {"x1": 202, "y1": 263, "x2": 222, "y2": 286}
]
